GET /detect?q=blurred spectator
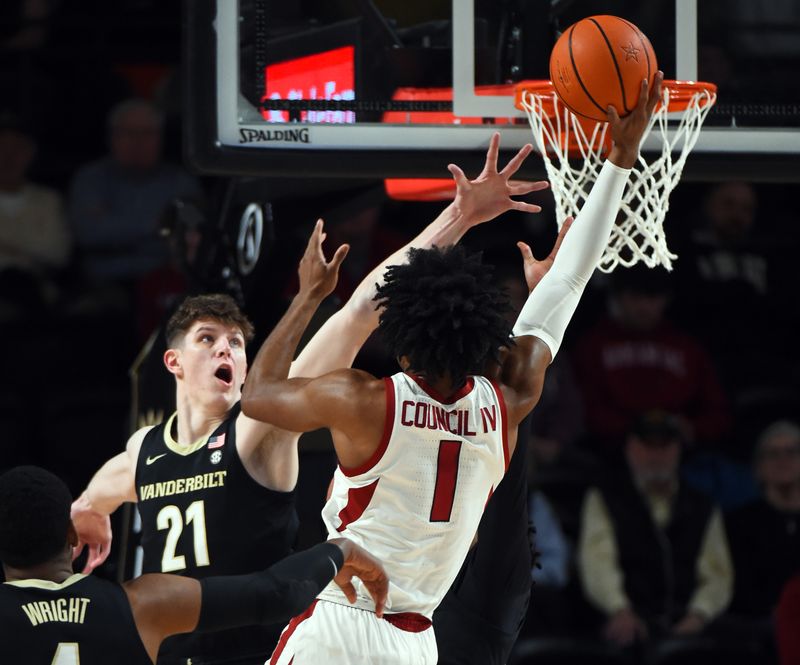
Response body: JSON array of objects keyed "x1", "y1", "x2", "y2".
[
  {"x1": 527, "y1": 357, "x2": 584, "y2": 468},
  {"x1": 135, "y1": 197, "x2": 207, "y2": 342},
  {"x1": 673, "y1": 181, "x2": 785, "y2": 401},
  {"x1": 726, "y1": 421, "x2": 800, "y2": 619},
  {"x1": 573, "y1": 264, "x2": 730, "y2": 457},
  {"x1": 530, "y1": 490, "x2": 569, "y2": 589},
  {"x1": 578, "y1": 411, "x2": 733, "y2": 651},
  {"x1": 520, "y1": 490, "x2": 572, "y2": 639},
  {"x1": 68, "y1": 98, "x2": 200, "y2": 284},
  {"x1": 776, "y1": 575, "x2": 800, "y2": 665},
  {"x1": 0, "y1": 112, "x2": 69, "y2": 317},
  {"x1": 1, "y1": 0, "x2": 54, "y2": 52}
]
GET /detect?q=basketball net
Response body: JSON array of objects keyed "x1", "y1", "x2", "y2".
[{"x1": 516, "y1": 81, "x2": 716, "y2": 272}]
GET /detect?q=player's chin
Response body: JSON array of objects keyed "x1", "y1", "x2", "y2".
[{"x1": 209, "y1": 383, "x2": 239, "y2": 406}]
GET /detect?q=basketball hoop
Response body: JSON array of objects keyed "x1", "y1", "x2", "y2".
[{"x1": 515, "y1": 79, "x2": 717, "y2": 272}]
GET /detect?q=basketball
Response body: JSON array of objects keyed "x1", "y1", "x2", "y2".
[{"x1": 550, "y1": 15, "x2": 658, "y2": 122}]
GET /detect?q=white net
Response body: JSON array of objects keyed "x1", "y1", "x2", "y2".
[{"x1": 518, "y1": 84, "x2": 716, "y2": 272}]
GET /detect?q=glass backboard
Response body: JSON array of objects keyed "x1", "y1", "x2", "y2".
[{"x1": 184, "y1": 0, "x2": 800, "y2": 181}]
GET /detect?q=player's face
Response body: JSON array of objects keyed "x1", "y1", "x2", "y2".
[{"x1": 171, "y1": 319, "x2": 248, "y2": 407}]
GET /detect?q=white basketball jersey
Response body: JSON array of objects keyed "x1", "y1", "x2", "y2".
[{"x1": 317, "y1": 372, "x2": 509, "y2": 619}]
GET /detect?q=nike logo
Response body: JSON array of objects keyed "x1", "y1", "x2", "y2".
[{"x1": 146, "y1": 454, "x2": 168, "y2": 465}]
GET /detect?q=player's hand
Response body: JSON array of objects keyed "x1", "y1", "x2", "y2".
[
  {"x1": 604, "y1": 607, "x2": 648, "y2": 646},
  {"x1": 517, "y1": 216, "x2": 574, "y2": 292},
  {"x1": 298, "y1": 219, "x2": 349, "y2": 301},
  {"x1": 447, "y1": 132, "x2": 549, "y2": 227},
  {"x1": 607, "y1": 70, "x2": 664, "y2": 169},
  {"x1": 70, "y1": 496, "x2": 112, "y2": 573},
  {"x1": 330, "y1": 538, "x2": 389, "y2": 618}
]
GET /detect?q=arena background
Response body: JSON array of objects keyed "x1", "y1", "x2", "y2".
[{"x1": 1, "y1": 1, "x2": 799, "y2": 663}]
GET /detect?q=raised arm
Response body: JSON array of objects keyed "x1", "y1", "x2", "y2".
[
  {"x1": 500, "y1": 73, "x2": 664, "y2": 426},
  {"x1": 125, "y1": 538, "x2": 388, "y2": 663},
  {"x1": 241, "y1": 222, "x2": 386, "y2": 467},
  {"x1": 288, "y1": 133, "x2": 549, "y2": 377},
  {"x1": 69, "y1": 426, "x2": 149, "y2": 573},
  {"x1": 237, "y1": 138, "x2": 547, "y2": 480}
]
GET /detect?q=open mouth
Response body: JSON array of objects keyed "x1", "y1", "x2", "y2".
[{"x1": 215, "y1": 366, "x2": 233, "y2": 384}]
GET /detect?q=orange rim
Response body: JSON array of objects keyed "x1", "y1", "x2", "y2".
[{"x1": 513, "y1": 79, "x2": 717, "y2": 115}]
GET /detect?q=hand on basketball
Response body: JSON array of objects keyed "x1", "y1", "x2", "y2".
[
  {"x1": 607, "y1": 70, "x2": 664, "y2": 169},
  {"x1": 70, "y1": 498, "x2": 112, "y2": 573},
  {"x1": 330, "y1": 538, "x2": 389, "y2": 618},
  {"x1": 517, "y1": 216, "x2": 574, "y2": 292},
  {"x1": 298, "y1": 219, "x2": 349, "y2": 301},
  {"x1": 447, "y1": 132, "x2": 549, "y2": 227}
]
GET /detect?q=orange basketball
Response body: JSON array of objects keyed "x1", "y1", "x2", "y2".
[{"x1": 550, "y1": 15, "x2": 657, "y2": 122}]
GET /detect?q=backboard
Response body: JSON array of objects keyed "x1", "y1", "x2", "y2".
[{"x1": 184, "y1": 0, "x2": 800, "y2": 181}]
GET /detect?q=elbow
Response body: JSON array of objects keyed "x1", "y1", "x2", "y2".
[
  {"x1": 239, "y1": 383, "x2": 262, "y2": 418},
  {"x1": 240, "y1": 394, "x2": 260, "y2": 419},
  {"x1": 343, "y1": 297, "x2": 379, "y2": 335}
]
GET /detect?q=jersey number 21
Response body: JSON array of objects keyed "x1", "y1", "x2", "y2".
[{"x1": 156, "y1": 500, "x2": 210, "y2": 572}]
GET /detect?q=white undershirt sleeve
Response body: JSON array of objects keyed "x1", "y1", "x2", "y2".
[{"x1": 512, "y1": 159, "x2": 631, "y2": 358}]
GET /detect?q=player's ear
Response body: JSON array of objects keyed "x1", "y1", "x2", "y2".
[
  {"x1": 67, "y1": 522, "x2": 78, "y2": 548},
  {"x1": 164, "y1": 349, "x2": 182, "y2": 376}
]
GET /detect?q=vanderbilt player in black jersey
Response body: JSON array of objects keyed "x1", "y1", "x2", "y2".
[
  {"x1": 68, "y1": 138, "x2": 549, "y2": 664},
  {"x1": 0, "y1": 466, "x2": 388, "y2": 665}
]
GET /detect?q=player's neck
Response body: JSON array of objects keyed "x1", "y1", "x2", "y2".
[
  {"x1": 410, "y1": 372, "x2": 461, "y2": 400},
  {"x1": 174, "y1": 395, "x2": 229, "y2": 446},
  {"x1": 3, "y1": 556, "x2": 74, "y2": 584}
]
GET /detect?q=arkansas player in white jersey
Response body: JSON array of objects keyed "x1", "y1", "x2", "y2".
[
  {"x1": 243, "y1": 74, "x2": 663, "y2": 665},
  {"x1": 317, "y1": 372, "x2": 508, "y2": 620}
]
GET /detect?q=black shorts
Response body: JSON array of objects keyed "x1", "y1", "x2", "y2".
[{"x1": 434, "y1": 418, "x2": 533, "y2": 664}]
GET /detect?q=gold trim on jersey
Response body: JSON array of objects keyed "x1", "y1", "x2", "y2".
[
  {"x1": 162, "y1": 412, "x2": 222, "y2": 456},
  {"x1": 4, "y1": 573, "x2": 85, "y2": 590}
]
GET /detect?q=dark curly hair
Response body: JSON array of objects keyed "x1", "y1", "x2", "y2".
[
  {"x1": 374, "y1": 245, "x2": 513, "y2": 387},
  {"x1": 166, "y1": 293, "x2": 255, "y2": 347},
  {"x1": 0, "y1": 467, "x2": 72, "y2": 568}
]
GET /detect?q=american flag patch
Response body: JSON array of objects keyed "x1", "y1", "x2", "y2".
[{"x1": 208, "y1": 433, "x2": 226, "y2": 449}]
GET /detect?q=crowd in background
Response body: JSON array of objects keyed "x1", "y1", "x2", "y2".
[{"x1": 1, "y1": 2, "x2": 799, "y2": 665}]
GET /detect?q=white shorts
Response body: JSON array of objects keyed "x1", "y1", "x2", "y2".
[{"x1": 268, "y1": 600, "x2": 437, "y2": 665}]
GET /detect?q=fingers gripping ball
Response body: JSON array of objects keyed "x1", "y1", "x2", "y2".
[{"x1": 550, "y1": 15, "x2": 658, "y2": 122}]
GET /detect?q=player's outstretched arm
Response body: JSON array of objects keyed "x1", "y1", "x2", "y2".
[
  {"x1": 241, "y1": 219, "x2": 353, "y2": 430},
  {"x1": 241, "y1": 223, "x2": 385, "y2": 466},
  {"x1": 289, "y1": 133, "x2": 548, "y2": 377},
  {"x1": 125, "y1": 539, "x2": 388, "y2": 663},
  {"x1": 499, "y1": 72, "x2": 664, "y2": 426},
  {"x1": 69, "y1": 427, "x2": 150, "y2": 573}
]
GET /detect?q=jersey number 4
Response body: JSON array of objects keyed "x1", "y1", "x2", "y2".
[
  {"x1": 157, "y1": 500, "x2": 210, "y2": 572},
  {"x1": 51, "y1": 643, "x2": 79, "y2": 665},
  {"x1": 430, "y1": 440, "x2": 463, "y2": 522}
]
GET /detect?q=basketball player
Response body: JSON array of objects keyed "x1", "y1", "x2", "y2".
[
  {"x1": 241, "y1": 73, "x2": 664, "y2": 664},
  {"x1": 68, "y1": 136, "x2": 548, "y2": 664},
  {"x1": 0, "y1": 465, "x2": 388, "y2": 665},
  {"x1": 432, "y1": 221, "x2": 572, "y2": 665}
]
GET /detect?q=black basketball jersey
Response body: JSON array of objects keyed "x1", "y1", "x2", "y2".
[
  {"x1": 0, "y1": 574, "x2": 151, "y2": 665},
  {"x1": 135, "y1": 402, "x2": 299, "y2": 665}
]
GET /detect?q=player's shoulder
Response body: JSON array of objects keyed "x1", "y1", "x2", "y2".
[
  {"x1": 126, "y1": 425, "x2": 157, "y2": 456},
  {"x1": 323, "y1": 367, "x2": 385, "y2": 392}
]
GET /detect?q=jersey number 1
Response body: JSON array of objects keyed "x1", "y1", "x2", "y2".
[
  {"x1": 430, "y1": 440, "x2": 462, "y2": 522},
  {"x1": 157, "y1": 500, "x2": 210, "y2": 572}
]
